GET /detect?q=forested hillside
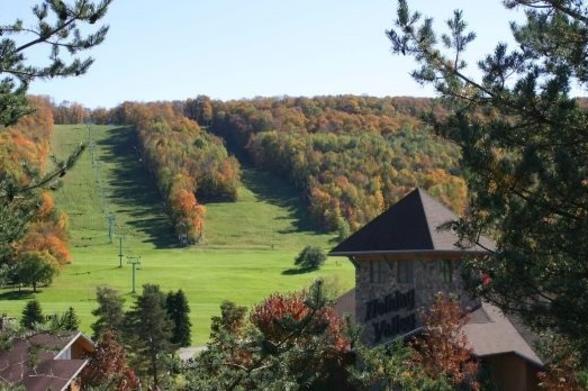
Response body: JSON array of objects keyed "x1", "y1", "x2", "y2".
[
  {"x1": 68, "y1": 95, "x2": 466, "y2": 236},
  {"x1": 106, "y1": 102, "x2": 241, "y2": 243},
  {"x1": 55, "y1": 95, "x2": 465, "y2": 236},
  {"x1": 249, "y1": 130, "x2": 464, "y2": 233},
  {"x1": 184, "y1": 95, "x2": 465, "y2": 234}
]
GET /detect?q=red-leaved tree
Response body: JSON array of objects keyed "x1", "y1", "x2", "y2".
[
  {"x1": 411, "y1": 294, "x2": 479, "y2": 390},
  {"x1": 81, "y1": 330, "x2": 140, "y2": 390}
]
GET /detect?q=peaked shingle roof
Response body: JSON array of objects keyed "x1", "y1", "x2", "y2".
[
  {"x1": 330, "y1": 188, "x2": 492, "y2": 257},
  {"x1": 463, "y1": 302, "x2": 543, "y2": 367},
  {"x1": 0, "y1": 332, "x2": 93, "y2": 391}
]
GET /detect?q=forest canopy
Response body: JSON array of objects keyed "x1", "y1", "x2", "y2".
[
  {"x1": 191, "y1": 95, "x2": 465, "y2": 233},
  {"x1": 82, "y1": 95, "x2": 465, "y2": 236}
]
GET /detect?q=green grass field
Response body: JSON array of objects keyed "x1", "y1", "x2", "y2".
[{"x1": 0, "y1": 124, "x2": 354, "y2": 344}]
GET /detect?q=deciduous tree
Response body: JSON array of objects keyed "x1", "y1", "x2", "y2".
[
  {"x1": 11, "y1": 250, "x2": 58, "y2": 292},
  {"x1": 410, "y1": 294, "x2": 479, "y2": 390},
  {"x1": 82, "y1": 329, "x2": 140, "y2": 391},
  {"x1": 0, "y1": 0, "x2": 112, "y2": 282},
  {"x1": 294, "y1": 245, "x2": 327, "y2": 270},
  {"x1": 184, "y1": 281, "x2": 354, "y2": 390}
]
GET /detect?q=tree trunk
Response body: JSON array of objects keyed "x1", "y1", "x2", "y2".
[{"x1": 151, "y1": 352, "x2": 158, "y2": 387}]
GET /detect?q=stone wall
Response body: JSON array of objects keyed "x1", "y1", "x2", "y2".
[{"x1": 353, "y1": 255, "x2": 479, "y2": 346}]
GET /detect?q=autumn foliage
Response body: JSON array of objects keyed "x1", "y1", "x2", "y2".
[
  {"x1": 538, "y1": 361, "x2": 586, "y2": 391},
  {"x1": 108, "y1": 102, "x2": 241, "y2": 244},
  {"x1": 0, "y1": 96, "x2": 53, "y2": 185},
  {"x1": 536, "y1": 336, "x2": 587, "y2": 391},
  {"x1": 410, "y1": 294, "x2": 479, "y2": 390},
  {"x1": 81, "y1": 330, "x2": 140, "y2": 390},
  {"x1": 18, "y1": 216, "x2": 70, "y2": 264},
  {"x1": 250, "y1": 292, "x2": 349, "y2": 353},
  {"x1": 248, "y1": 130, "x2": 466, "y2": 232},
  {"x1": 189, "y1": 95, "x2": 466, "y2": 232},
  {"x1": 188, "y1": 284, "x2": 355, "y2": 390},
  {"x1": 0, "y1": 97, "x2": 71, "y2": 264},
  {"x1": 52, "y1": 101, "x2": 87, "y2": 124},
  {"x1": 85, "y1": 95, "x2": 467, "y2": 236},
  {"x1": 85, "y1": 96, "x2": 466, "y2": 235}
]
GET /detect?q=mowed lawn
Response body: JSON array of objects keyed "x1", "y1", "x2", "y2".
[{"x1": 0, "y1": 125, "x2": 354, "y2": 344}]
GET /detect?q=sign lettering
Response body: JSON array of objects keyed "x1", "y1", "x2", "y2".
[
  {"x1": 373, "y1": 313, "x2": 417, "y2": 342},
  {"x1": 364, "y1": 289, "x2": 415, "y2": 322}
]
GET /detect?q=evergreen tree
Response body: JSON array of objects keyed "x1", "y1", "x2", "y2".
[
  {"x1": 124, "y1": 284, "x2": 173, "y2": 388},
  {"x1": 20, "y1": 299, "x2": 43, "y2": 329},
  {"x1": 91, "y1": 286, "x2": 125, "y2": 339},
  {"x1": 0, "y1": 1, "x2": 112, "y2": 264},
  {"x1": 166, "y1": 289, "x2": 192, "y2": 347},
  {"x1": 60, "y1": 307, "x2": 80, "y2": 331},
  {"x1": 47, "y1": 313, "x2": 63, "y2": 331},
  {"x1": 387, "y1": 0, "x2": 588, "y2": 360},
  {"x1": 0, "y1": 0, "x2": 112, "y2": 126}
]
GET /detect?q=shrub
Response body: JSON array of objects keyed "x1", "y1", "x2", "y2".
[{"x1": 294, "y1": 246, "x2": 327, "y2": 270}]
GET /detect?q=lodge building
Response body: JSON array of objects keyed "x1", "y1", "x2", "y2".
[{"x1": 331, "y1": 188, "x2": 544, "y2": 391}]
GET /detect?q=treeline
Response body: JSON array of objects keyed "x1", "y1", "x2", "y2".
[
  {"x1": 185, "y1": 95, "x2": 464, "y2": 233},
  {"x1": 52, "y1": 101, "x2": 88, "y2": 124},
  {"x1": 189, "y1": 95, "x2": 445, "y2": 155},
  {"x1": 107, "y1": 102, "x2": 241, "y2": 244},
  {"x1": 0, "y1": 96, "x2": 71, "y2": 291},
  {"x1": 51, "y1": 100, "x2": 114, "y2": 125}
]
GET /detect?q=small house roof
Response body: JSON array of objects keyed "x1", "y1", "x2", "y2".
[
  {"x1": 463, "y1": 302, "x2": 543, "y2": 367},
  {"x1": 0, "y1": 331, "x2": 94, "y2": 391},
  {"x1": 23, "y1": 359, "x2": 89, "y2": 391},
  {"x1": 330, "y1": 188, "x2": 493, "y2": 258}
]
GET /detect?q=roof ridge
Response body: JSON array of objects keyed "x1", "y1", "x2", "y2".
[
  {"x1": 329, "y1": 187, "x2": 489, "y2": 257},
  {"x1": 415, "y1": 188, "x2": 436, "y2": 250}
]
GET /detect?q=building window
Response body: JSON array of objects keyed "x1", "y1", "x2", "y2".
[
  {"x1": 369, "y1": 261, "x2": 388, "y2": 283},
  {"x1": 442, "y1": 260, "x2": 454, "y2": 284},
  {"x1": 397, "y1": 261, "x2": 414, "y2": 284},
  {"x1": 376, "y1": 261, "x2": 387, "y2": 283}
]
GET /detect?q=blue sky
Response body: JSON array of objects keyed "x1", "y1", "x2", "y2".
[{"x1": 3, "y1": 1, "x2": 523, "y2": 108}]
